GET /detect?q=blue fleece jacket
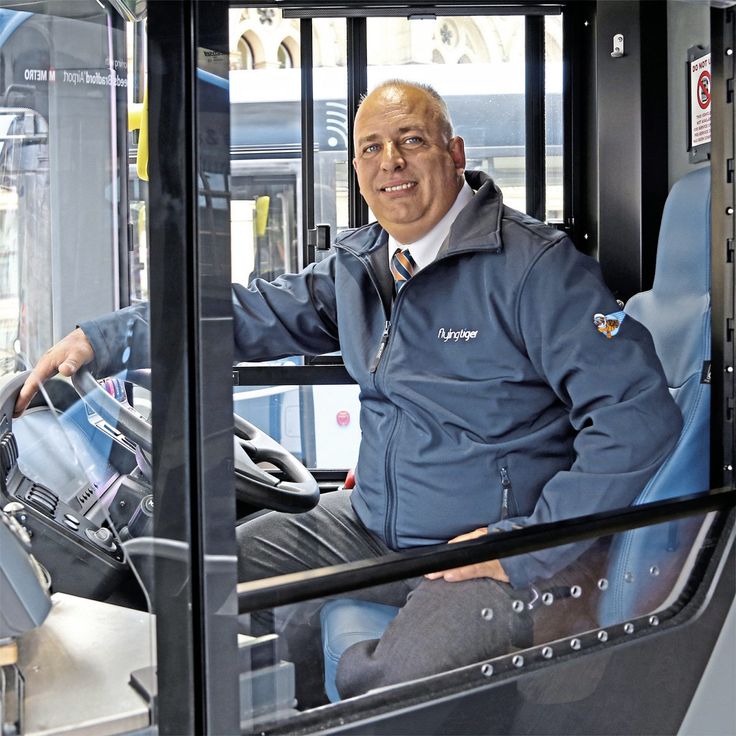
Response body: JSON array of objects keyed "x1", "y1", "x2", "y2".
[{"x1": 81, "y1": 171, "x2": 682, "y2": 587}]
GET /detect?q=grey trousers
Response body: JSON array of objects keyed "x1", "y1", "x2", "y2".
[{"x1": 236, "y1": 490, "x2": 600, "y2": 703}]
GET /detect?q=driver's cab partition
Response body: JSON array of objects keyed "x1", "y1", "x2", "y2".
[
  {"x1": 236, "y1": 490, "x2": 735, "y2": 729},
  {"x1": 232, "y1": 341, "x2": 732, "y2": 722}
]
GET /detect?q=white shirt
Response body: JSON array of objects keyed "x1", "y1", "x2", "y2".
[{"x1": 387, "y1": 181, "x2": 474, "y2": 273}]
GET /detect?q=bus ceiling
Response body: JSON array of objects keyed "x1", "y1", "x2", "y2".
[{"x1": 0, "y1": 0, "x2": 146, "y2": 23}]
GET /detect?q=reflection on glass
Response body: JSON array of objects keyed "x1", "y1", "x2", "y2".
[
  {"x1": 230, "y1": 7, "x2": 302, "y2": 278},
  {"x1": 0, "y1": 7, "x2": 156, "y2": 734},
  {"x1": 236, "y1": 511, "x2": 717, "y2": 727},
  {"x1": 234, "y1": 379, "x2": 360, "y2": 469},
  {"x1": 367, "y1": 16, "x2": 527, "y2": 212}
]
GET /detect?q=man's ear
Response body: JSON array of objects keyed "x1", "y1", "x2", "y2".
[
  {"x1": 352, "y1": 158, "x2": 358, "y2": 173},
  {"x1": 449, "y1": 136, "x2": 466, "y2": 175}
]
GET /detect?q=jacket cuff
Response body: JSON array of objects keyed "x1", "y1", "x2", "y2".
[{"x1": 487, "y1": 519, "x2": 530, "y2": 588}]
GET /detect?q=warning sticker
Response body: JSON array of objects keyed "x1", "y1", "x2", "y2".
[{"x1": 690, "y1": 52, "x2": 711, "y2": 148}]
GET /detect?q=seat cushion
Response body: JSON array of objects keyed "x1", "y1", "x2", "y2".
[{"x1": 320, "y1": 599, "x2": 399, "y2": 703}]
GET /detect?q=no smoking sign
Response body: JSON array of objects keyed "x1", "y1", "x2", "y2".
[
  {"x1": 697, "y1": 70, "x2": 711, "y2": 110},
  {"x1": 690, "y1": 52, "x2": 711, "y2": 148}
]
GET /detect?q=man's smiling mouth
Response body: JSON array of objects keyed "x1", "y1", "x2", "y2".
[{"x1": 381, "y1": 182, "x2": 417, "y2": 192}]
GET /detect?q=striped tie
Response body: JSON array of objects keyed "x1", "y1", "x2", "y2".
[{"x1": 390, "y1": 247, "x2": 417, "y2": 292}]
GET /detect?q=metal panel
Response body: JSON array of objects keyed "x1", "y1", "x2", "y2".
[
  {"x1": 147, "y1": 1, "x2": 239, "y2": 733},
  {"x1": 596, "y1": 0, "x2": 668, "y2": 301},
  {"x1": 710, "y1": 7, "x2": 736, "y2": 491},
  {"x1": 300, "y1": 18, "x2": 315, "y2": 269},
  {"x1": 525, "y1": 14, "x2": 545, "y2": 220},
  {"x1": 347, "y1": 16, "x2": 368, "y2": 228}
]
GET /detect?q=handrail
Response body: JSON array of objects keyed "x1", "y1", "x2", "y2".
[
  {"x1": 237, "y1": 487, "x2": 736, "y2": 613},
  {"x1": 232, "y1": 364, "x2": 354, "y2": 386}
]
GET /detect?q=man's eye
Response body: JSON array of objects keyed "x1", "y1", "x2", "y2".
[
  {"x1": 363, "y1": 144, "x2": 380, "y2": 155},
  {"x1": 403, "y1": 136, "x2": 423, "y2": 145}
]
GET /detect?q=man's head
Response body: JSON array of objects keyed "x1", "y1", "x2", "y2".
[{"x1": 352, "y1": 80, "x2": 466, "y2": 244}]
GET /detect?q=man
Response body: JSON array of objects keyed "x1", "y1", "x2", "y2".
[{"x1": 15, "y1": 80, "x2": 681, "y2": 700}]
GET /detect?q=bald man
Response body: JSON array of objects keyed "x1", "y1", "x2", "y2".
[{"x1": 16, "y1": 81, "x2": 680, "y2": 703}]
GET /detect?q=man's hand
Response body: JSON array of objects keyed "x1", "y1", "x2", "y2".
[
  {"x1": 425, "y1": 527, "x2": 509, "y2": 583},
  {"x1": 14, "y1": 328, "x2": 95, "y2": 417}
]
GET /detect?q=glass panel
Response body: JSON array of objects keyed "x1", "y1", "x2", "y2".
[
  {"x1": 234, "y1": 378, "x2": 360, "y2": 470},
  {"x1": 236, "y1": 511, "x2": 717, "y2": 727},
  {"x1": 314, "y1": 19, "x2": 348, "y2": 239},
  {"x1": 366, "y1": 16, "x2": 527, "y2": 212},
  {"x1": 0, "y1": 6, "x2": 157, "y2": 734},
  {"x1": 545, "y1": 14, "x2": 563, "y2": 222},
  {"x1": 229, "y1": 7, "x2": 302, "y2": 279}
]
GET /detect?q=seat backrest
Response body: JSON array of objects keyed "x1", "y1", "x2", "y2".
[{"x1": 599, "y1": 166, "x2": 711, "y2": 627}]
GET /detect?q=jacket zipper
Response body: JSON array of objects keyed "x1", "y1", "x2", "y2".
[
  {"x1": 370, "y1": 320, "x2": 391, "y2": 373},
  {"x1": 500, "y1": 466, "x2": 513, "y2": 520},
  {"x1": 333, "y1": 243, "x2": 400, "y2": 546}
]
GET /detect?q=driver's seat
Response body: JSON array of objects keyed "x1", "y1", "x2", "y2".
[
  {"x1": 320, "y1": 166, "x2": 713, "y2": 702},
  {"x1": 598, "y1": 165, "x2": 712, "y2": 626}
]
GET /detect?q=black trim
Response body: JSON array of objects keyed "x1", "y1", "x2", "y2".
[
  {"x1": 710, "y1": 7, "x2": 736, "y2": 490},
  {"x1": 561, "y1": 1, "x2": 596, "y2": 251},
  {"x1": 281, "y1": 5, "x2": 561, "y2": 18},
  {"x1": 525, "y1": 14, "x2": 546, "y2": 220},
  {"x1": 347, "y1": 16, "x2": 368, "y2": 228},
  {"x1": 148, "y1": 3, "x2": 239, "y2": 733},
  {"x1": 111, "y1": 7, "x2": 131, "y2": 310},
  {"x1": 233, "y1": 364, "x2": 354, "y2": 385},
  {"x1": 300, "y1": 18, "x2": 315, "y2": 268},
  {"x1": 237, "y1": 487, "x2": 736, "y2": 613}
]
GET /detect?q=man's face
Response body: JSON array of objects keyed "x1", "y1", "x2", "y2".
[{"x1": 352, "y1": 85, "x2": 466, "y2": 244}]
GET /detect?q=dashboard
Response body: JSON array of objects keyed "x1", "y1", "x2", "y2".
[{"x1": 0, "y1": 372, "x2": 150, "y2": 603}]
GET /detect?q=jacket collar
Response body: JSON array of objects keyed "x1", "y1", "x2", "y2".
[{"x1": 334, "y1": 170, "x2": 504, "y2": 257}]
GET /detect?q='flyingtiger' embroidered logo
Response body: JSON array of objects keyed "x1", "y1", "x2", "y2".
[{"x1": 437, "y1": 328, "x2": 479, "y2": 343}]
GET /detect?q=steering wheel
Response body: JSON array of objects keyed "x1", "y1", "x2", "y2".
[{"x1": 70, "y1": 367, "x2": 320, "y2": 513}]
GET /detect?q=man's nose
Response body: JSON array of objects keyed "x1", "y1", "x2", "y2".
[{"x1": 380, "y1": 142, "x2": 405, "y2": 170}]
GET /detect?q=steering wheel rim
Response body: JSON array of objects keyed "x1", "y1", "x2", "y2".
[{"x1": 71, "y1": 367, "x2": 320, "y2": 513}]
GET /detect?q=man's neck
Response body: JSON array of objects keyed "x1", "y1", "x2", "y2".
[{"x1": 387, "y1": 181, "x2": 474, "y2": 273}]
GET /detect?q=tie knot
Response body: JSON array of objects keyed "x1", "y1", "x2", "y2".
[{"x1": 390, "y1": 248, "x2": 416, "y2": 291}]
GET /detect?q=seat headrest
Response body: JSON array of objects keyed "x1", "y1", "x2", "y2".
[{"x1": 651, "y1": 166, "x2": 711, "y2": 297}]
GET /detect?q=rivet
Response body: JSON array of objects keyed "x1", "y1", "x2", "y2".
[
  {"x1": 597, "y1": 630, "x2": 609, "y2": 642},
  {"x1": 512, "y1": 600, "x2": 525, "y2": 613},
  {"x1": 598, "y1": 578, "x2": 609, "y2": 590},
  {"x1": 649, "y1": 565, "x2": 660, "y2": 576},
  {"x1": 570, "y1": 638, "x2": 581, "y2": 650},
  {"x1": 728, "y1": 367, "x2": 734, "y2": 373},
  {"x1": 649, "y1": 615, "x2": 660, "y2": 626},
  {"x1": 512, "y1": 655, "x2": 525, "y2": 668},
  {"x1": 725, "y1": 465, "x2": 734, "y2": 472},
  {"x1": 584, "y1": 20, "x2": 589, "y2": 26},
  {"x1": 728, "y1": 48, "x2": 734, "y2": 56},
  {"x1": 727, "y1": 207, "x2": 734, "y2": 216},
  {"x1": 481, "y1": 607, "x2": 494, "y2": 621},
  {"x1": 570, "y1": 585, "x2": 582, "y2": 598},
  {"x1": 541, "y1": 646, "x2": 554, "y2": 659},
  {"x1": 624, "y1": 622, "x2": 635, "y2": 634},
  {"x1": 542, "y1": 592, "x2": 554, "y2": 606},
  {"x1": 481, "y1": 663, "x2": 494, "y2": 677},
  {"x1": 624, "y1": 572, "x2": 634, "y2": 583}
]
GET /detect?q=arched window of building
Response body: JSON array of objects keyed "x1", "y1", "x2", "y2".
[
  {"x1": 278, "y1": 41, "x2": 294, "y2": 68},
  {"x1": 431, "y1": 48, "x2": 445, "y2": 64},
  {"x1": 237, "y1": 36, "x2": 254, "y2": 70}
]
